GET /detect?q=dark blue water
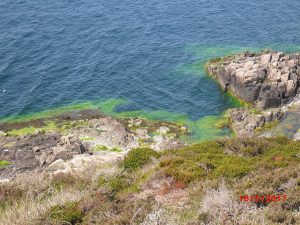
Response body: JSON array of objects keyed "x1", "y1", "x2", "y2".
[{"x1": 0, "y1": 0, "x2": 300, "y2": 120}]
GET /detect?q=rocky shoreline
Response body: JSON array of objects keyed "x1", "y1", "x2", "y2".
[
  {"x1": 0, "y1": 110, "x2": 186, "y2": 181},
  {"x1": 206, "y1": 51, "x2": 300, "y2": 137},
  {"x1": 2, "y1": 50, "x2": 300, "y2": 181},
  {"x1": 1, "y1": 53, "x2": 300, "y2": 225}
]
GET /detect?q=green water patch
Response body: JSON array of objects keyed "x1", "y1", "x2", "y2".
[
  {"x1": 178, "y1": 43, "x2": 300, "y2": 139},
  {"x1": 96, "y1": 99, "x2": 230, "y2": 142},
  {"x1": 97, "y1": 99, "x2": 127, "y2": 115},
  {"x1": 116, "y1": 109, "x2": 188, "y2": 124},
  {"x1": 0, "y1": 98, "x2": 234, "y2": 142},
  {"x1": 185, "y1": 115, "x2": 233, "y2": 142},
  {"x1": 175, "y1": 44, "x2": 261, "y2": 77},
  {"x1": 6, "y1": 121, "x2": 66, "y2": 137},
  {"x1": 10, "y1": 43, "x2": 300, "y2": 141},
  {"x1": 0, "y1": 98, "x2": 122, "y2": 122},
  {"x1": 178, "y1": 43, "x2": 300, "y2": 77},
  {"x1": 223, "y1": 91, "x2": 246, "y2": 108},
  {"x1": 0, "y1": 99, "x2": 125, "y2": 136},
  {"x1": 184, "y1": 43, "x2": 300, "y2": 60},
  {"x1": 98, "y1": 99, "x2": 232, "y2": 142},
  {"x1": 260, "y1": 43, "x2": 300, "y2": 53},
  {"x1": 185, "y1": 44, "x2": 260, "y2": 61},
  {"x1": 4, "y1": 119, "x2": 91, "y2": 137},
  {"x1": 0, "y1": 101, "x2": 101, "y2": 124}
]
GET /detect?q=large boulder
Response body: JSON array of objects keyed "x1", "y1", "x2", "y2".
[{"x1": 207, "y1": 52, "x2": 300, "y2": 110}]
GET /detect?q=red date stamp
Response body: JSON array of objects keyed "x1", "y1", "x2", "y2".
[{"x1": 240, "y1": 195, "x2": 287, "y2": 203}]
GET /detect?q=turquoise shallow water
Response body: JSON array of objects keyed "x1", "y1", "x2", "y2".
[{"x1": 0, "y1": 0, "x2": 300, "y2": 140}]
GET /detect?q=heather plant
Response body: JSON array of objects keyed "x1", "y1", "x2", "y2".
[{"x1": 0, "y1": 137, "x2": 299, "y2": 224}]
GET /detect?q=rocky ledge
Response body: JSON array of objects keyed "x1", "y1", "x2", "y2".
[
  {"x1": 207, "y1": 51, "x2": 300, "y2": 137},
  {"x1": 0, "y1": 110, "x2": 186, "y2": 180},
  {"x1": 206, "y1": 51, "x2": 300, "y2": 110}
]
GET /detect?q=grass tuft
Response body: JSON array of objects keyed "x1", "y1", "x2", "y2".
[
  {"x1": 92, "y1": 145, "x2": 123, "y2": 152},
  {"x1": 47, "y1": 201, "x2": 84, "y2": 225}
]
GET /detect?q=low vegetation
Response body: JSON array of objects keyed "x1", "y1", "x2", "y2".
[
  {"x1": 47, "y1": 201, "x2": 85, "y2": 224},
  {"x1": 0, "y1": 137, "x2": 299, "y2": 224},
  {"x1": 255, "y1": 120, "x2": 280, "y2": 132},
  {"x1": 0, "y1": 160, "x2": 10, "y2": 168},
  {"x1": 5, "y1": 120, "x2": 91, "y2": 137},
  {"x1": 122, "y1": 147, "x2": 160, "y2": 171},
  {"x1": 92, "y1": 145, "x2": 123, "y2": 152},
  {"x1": 79, "y1": 137, "x2": 95, "y2": 142}
]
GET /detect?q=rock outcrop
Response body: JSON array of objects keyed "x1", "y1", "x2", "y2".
[
  {"x1": 228, "y1": 108, "x2": 284, "y2": 136},
  {"x1": 0, "y1": 111, "x2": 186, "y2": 180},
  {"x1": 0, "y1": 132, "x2": 85, "y2": 178},
  {"x1": 207, "y1": 51, "x2": 300, "y2": 110}
]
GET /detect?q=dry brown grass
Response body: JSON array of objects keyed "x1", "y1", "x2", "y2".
[
  {"x1": 0, "y1": 162, "x2": 118, "y2": 225},
  {"x1": 0, "y1": 137, "x2": 299, "y2": 224},
  {"x1": 0, "y1": 188, "x2": 86, "y2": 225},
  {"x1": 200, "y1": 182, "x2": 266, "y2": 225}
]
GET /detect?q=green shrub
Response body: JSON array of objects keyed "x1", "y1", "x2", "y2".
[
  {"x1": 0, "y1": 160, "x2": 10, "y2": 168},
  {"x1": 257, "y1": 143, "x2": 300, "y2": 169},
  {"x1": 222, "y1": 136, "x2": 291, "y2": 157},
  {"x1": 223, "y1": 137, "x2": 270, "y2": 156},
  {"x1": 48, "y1": 201, "x2": 84, "y2": 225},
  {"x1": 212, "y1": 158, "x2": 252, "y2": 178},
  {"x1": 160, "y1": 157, "x2": 205, "y2": 184},
  {"x1": 160, "y1": 141, "x2": 254, "y2": 183},
  {"x1": 157, "y1": 137, "x2": 299, "y2": 185},
  {"x1": 109, "y1": 176, "x2": 129, "y2": 192},
  {"x1": 107, "y1": 174, "x2": 132, "y2": 197},
  {"x1": 123, "y1": 148, "x2": 160, "y2": 171}
]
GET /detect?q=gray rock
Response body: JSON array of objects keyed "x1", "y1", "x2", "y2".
[
  {"x1": 293, "y1": 132, "x2": 300, "y2": 141},
  {"x1": 228, "y1": 108, "x2": 283, "y2": 137},
  {"x1": 207, "y1": 51, "x2": 300, "y2": 110},
  {"x1": 261, "y1": 54, "x2": 272, "y2": 64},
  {"x1": 157, "y1": 126, "x2": 170, "y2": 134}
]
